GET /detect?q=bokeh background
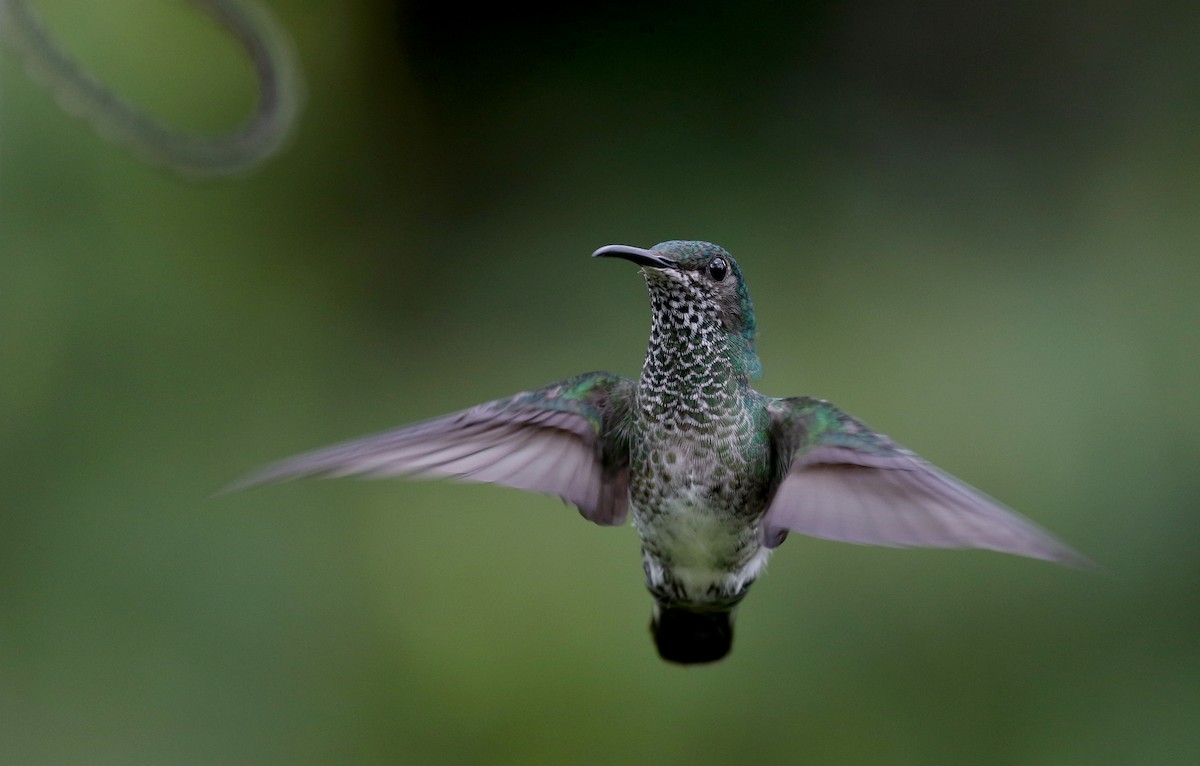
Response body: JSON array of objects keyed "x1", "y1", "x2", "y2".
[{"x1": 3, "y1": 1, "x2": 1198, "y2": 764}]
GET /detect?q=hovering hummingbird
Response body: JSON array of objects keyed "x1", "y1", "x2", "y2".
[{"x1": 233, "y1": 241, "x2": 1088, "y2": 665}]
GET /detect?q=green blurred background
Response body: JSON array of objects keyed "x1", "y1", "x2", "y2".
[{"x1": 2, "y1": 1, "x2": 1198, "y2": 764}]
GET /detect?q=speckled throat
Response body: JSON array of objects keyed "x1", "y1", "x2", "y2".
[
  {"x1": 628, "y1": 267, "x2": 775, "y2": 607},
  {"x1": 637, "y1": 269, "x2": 748, "y2": 427}
]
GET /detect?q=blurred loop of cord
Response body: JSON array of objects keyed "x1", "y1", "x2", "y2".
[{"x1": 0, "y1": 0, "x2": 302, "y2": 175}]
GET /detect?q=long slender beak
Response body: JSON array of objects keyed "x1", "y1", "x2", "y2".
[{"x1": 591, "y1": 244, "x2": 677, "y2": 270}]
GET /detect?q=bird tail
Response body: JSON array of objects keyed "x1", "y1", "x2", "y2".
[{"x1": 650, "y1": 603, "x2": 735, "y2": 665}]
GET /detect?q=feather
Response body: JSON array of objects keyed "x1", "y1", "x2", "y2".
[
  {"x1": 762, "y1": 398, "x2": 1091, "y2": 567},
  {"x1": 226, "y1": 373, "x2": 635, "y2": 526}
]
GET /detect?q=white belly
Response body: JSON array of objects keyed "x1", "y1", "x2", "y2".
[{"x1": 632, "y1": 490, "x2": 773, "y2": 602}]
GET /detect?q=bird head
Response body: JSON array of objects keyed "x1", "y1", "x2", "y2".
[{"x1": 594, "y1": 240, "x2": 761, "y2": 379}]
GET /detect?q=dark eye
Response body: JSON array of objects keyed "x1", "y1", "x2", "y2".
[{"x1": 708, "y1": 257, "x2": 728, "y2": 282}]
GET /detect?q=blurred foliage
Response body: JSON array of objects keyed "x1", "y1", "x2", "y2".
[{"x1": 2, "y1": 1, "x2": 1199, "y2": 764}]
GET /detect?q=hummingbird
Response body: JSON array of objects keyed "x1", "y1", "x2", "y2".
[{"x1": 232, "y1": 240, "x2": 1088, "y2": 665}]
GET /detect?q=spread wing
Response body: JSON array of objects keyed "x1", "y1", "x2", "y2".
[
  {"x1": 227, "y1": 372, "x2": 635, "y2": 525},
  {"x1": 761, "y1": 397, "x2": 1091, "y2": 567}
]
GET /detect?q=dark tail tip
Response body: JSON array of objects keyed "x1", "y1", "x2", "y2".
[{"x1": 651, "y1": 606, "x2": 734, "y2": 665}]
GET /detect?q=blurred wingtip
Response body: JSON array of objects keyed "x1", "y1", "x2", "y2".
[
  {"x1": 211, "y1": 472, "x2": 265, "y2": 499},
  {"x1": 212, "y1": 460, "x2": 304, "y2": 499},
  {"x1": 1052, "y1": 545, "x2": 1108, "y2": 576},
  {"x1": 995, "y1": 531, "x2": 1101, "y2": 574}
]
